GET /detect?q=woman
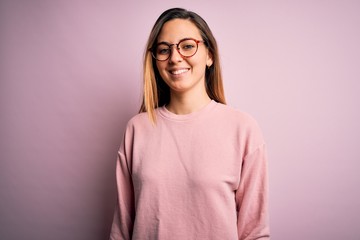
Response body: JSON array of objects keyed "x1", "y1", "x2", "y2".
[{"x1": 110, "y1": 8, "x2": 270, "y2": 240}]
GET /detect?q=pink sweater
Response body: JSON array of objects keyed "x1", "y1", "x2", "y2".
[{"x1": 110, "y1": 100, "x2": 270, "y2": 240}]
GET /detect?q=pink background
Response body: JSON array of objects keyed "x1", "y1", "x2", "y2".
[{"x1": 1, "y1": 0, "x2": 359, "y2": 239}]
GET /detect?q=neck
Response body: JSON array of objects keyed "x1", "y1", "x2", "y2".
[{"x1": 166, "y1": 88, "x2": 211, "y2": 115}]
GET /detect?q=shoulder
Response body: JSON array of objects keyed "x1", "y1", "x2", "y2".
[
  {"x1": 120, "y1": 112, "x2": 154, "y2": 149},
  {"x1": 213, "y1": 102, "x2": 265, "y2": 150},
  {"x1": 213, "y1": 102, "x2": 261, "y2": 129},
  {"x1": 124, "y1": 108, "x2": 167, "y2": 132},
  {"x1": 123, "y1": 111, "x2": 155, "y2": 136},
  {"x1": 127, "y1": 111, "x2": 150, "y2": 127}
]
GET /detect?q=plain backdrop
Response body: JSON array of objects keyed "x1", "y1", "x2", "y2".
[{"x1": 1, "y1": 0, "x2": 359, "y2": 239}]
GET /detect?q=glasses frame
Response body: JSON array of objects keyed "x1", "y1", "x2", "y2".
[{"x1": 150, "y1": 38, "x2": 205, "y2": 61}]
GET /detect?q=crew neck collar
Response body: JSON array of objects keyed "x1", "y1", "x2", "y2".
[{"x1": 158, "y1": 100, "x2": 217, "y2": 122}]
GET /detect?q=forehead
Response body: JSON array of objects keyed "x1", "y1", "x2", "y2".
[{"x1": 157, "y1": 19, "x2": 202, "y2": 43}]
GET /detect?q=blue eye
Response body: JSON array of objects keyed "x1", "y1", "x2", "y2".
[
  {"x1": 180, "y1": 40, "x2": 196, "y2": 52},
  {"x1": 156, "y1": 43, "x2": 171, "y2": 56},
  {"x1": 182, "y1": 44, "x2": 195, "y2": 50},
  {"x1": 158, "y1": 48, "x2": 170, "y2": 55}
]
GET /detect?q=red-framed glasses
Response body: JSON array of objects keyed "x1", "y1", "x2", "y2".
[{"x1": 150, "y1": 38, "x2": 204, "y2": 61}]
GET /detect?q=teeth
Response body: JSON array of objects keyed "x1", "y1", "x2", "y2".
[{"x1": 171, "y1": 69, "x2": 189, "y2": 75}]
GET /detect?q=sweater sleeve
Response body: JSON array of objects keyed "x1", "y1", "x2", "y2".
[
  {"x1": 109, "y1": 149, "x2": 135, "y2": 240},
  {"x1": 235, "y1": 143, "x2": 270, "y2": 240}
]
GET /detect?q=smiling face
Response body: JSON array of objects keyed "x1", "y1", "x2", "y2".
[{"x1": 155, "y1": 19, "x2": 213, "y2": 96}]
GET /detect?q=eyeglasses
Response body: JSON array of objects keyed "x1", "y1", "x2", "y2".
[{"x1": 151, "y1": 38, "x2": 204, "y2": 61}]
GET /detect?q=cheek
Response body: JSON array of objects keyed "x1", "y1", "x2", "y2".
[
  {"x1": 190, "y1": 57, "x2": 207, "y2": 72},
  {"x1": 194, "y1": 52, "x2": 209, "y2": 67},
  {"x1": 156, "y1": 64, "x2": 173, "y2": 85},
  {"x1": 156, "y1": 62, "x2": 167, "y2": 73}
]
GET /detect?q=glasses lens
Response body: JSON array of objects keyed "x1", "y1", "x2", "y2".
[
  {"x1": 155, "y1": 43, "x2": 171, "y2": 61},
  {"x1": 179, "y1": 39, "x2": 198, "y2": 57}
]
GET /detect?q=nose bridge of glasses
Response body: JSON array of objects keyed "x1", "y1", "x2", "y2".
[
  {"x1": 169, "y1": 43, "x2": 181, "y2": 51},
  {"x1": 168, "y1": 43, "x2": 182, "y2": 58}
]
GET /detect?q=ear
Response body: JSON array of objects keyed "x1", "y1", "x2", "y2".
[{"x1": 206, "y1": 50, "x2": 213, "y2": 68}]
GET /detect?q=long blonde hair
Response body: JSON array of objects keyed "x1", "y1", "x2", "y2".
[{"x1": 139, "y1": 8, "x2": 226, "y2": 123}]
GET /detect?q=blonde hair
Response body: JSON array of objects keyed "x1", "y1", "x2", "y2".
[{"x1": 139, "y1": 8, "x2": 226, "y2": 123}]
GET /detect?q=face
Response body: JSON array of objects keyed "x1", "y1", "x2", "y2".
[{"x1": 155, "y1": 19, "x2": 213, "y2": 95}]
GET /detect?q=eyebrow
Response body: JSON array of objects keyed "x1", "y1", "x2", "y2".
[
  {"x1": 157, "y1": 37, "x2": 194, "y2": 45},
  {"x1": 157, "y1": 41, "x2": 171, "y2": 45}
]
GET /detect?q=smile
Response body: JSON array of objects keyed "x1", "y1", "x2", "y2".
[{"x1": 170, "y1": 68, "x2": 189, "y2": 75}]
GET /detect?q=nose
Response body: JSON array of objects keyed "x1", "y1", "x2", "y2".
[{"x1": 168, "y1": 45, "x2": 183, "y2": 63}]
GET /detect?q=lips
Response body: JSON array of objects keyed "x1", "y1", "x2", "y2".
[{"x1": 169, "y1": 68, "x2": 190, "y2": 75}]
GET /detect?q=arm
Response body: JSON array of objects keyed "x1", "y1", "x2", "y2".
[
  {"x1": 109, "y1": 150, "x2": 135, "y2": 240},
  {"x1": 236, "y1": 144, "x2": 270, "y2": 240}
]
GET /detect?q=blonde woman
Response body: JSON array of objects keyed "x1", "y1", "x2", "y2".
[{"x1": 110, "y1": 8, "x2": 270, "y2": 240}]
